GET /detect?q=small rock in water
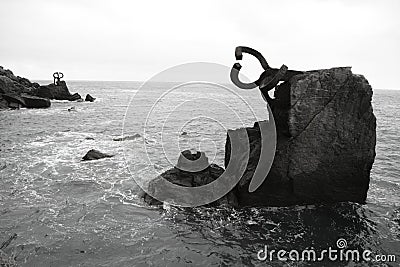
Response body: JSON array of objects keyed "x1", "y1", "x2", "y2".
[
  {"x1": 112, "y1": 133, "x2": 141, "y2": 141},
  {"x1": 82, "y1": 149, "x2": 114, "y2": 161},
  {"x1": 85, "y1": 94, "x2": 96, "y2": 102},
  {"x1": 68, "y1": 106, "x2": 77, "y2": 112},
  {"x1": 0, "y1": 162, "x2": 6, "y2": 171}
]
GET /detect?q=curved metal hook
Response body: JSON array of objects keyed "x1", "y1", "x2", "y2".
[
  {"x1": 53, "y1": 72, "x2": 64, "y2": 79},
  {"x1": 259, "y1": 64, "x2": 288, "y2": 91},
  {"x1": 230, "y1": 63, "x2": 258, "y2": 90},
  {"x1": 235, "y1": 46, "x2": 270, "y2": 70},
  {"x1": 230, "y1": 46, "x2": 271, "y2": 90}
]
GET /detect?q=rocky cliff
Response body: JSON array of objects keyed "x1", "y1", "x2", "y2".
[
  {"x1": 0, "y1": 66, "x2": 82, "y2": 109},
  {"x1": 226, "y1": 67, "x2": 376, "y2": 206},
  {"x1": 31, "y1": 81, "x2": 82, "y2": 101},
  {"x1": 0, "y1": 66, "x2": 40, "y2": 95}
]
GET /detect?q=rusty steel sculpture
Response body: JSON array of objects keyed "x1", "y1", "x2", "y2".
[
  {"x1": 230, "y1": 46, "x2": 303, "y2": 106},
  {"x1": 53, "y1": 72, "x2": 64, "y2": 85}
]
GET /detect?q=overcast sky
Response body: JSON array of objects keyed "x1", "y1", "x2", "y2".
[{"x1": 1, "y1": 0, "x2": 399, "y2": 89}]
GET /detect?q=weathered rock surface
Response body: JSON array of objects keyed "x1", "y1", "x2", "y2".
[
  {"x1": 21, "y1": 94, "x2": 51, "y2": 108},
  {"x1": 32, "y1": 81, "x2": 82, "y2": 101},
  {"x1": 2, "y1": 94, "x2": 26, "y2": 106},
  {"x1": 0, "y1": 98, "x2": 8, "y2": 109},
  {"x1": 0, "y1": 66, "x2": 86, "y2": 108},
  {"x1": 0, "y1": 66, "x2": 39, "y2": 96},
  {"x1": 226, "y1": 67, "x2": 376, "y2": 206},
  {"x1": 82, "y1": 149, "x2": 114, "y2": 161},
  {"x1": 2, "y1": 93, "x2": 50, "y2": 109},
  {"x1": 0, "y1": 66, "x2": 53, "y2": 109},
  {"x1": 143, "y1": 150, "x2": 238, "y2": 207}
]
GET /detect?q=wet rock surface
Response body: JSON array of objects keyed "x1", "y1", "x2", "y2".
[
  {"x1": 21, "y1": 94, "x2": 51, "y2": 108},
  {"x1": 32, "y1": 81, "x2": 82, "y2": 101}
]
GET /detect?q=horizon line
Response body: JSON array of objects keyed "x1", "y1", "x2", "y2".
[{"x1": 30, "y1": 79, "x2": 399, "y2": 90}]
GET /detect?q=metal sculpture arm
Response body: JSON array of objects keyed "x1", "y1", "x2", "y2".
[
  {"x1": 53, "y1": 72, "x2": 64, "y2": 85},
  {"x1": 230, "y1": 63, "x2": 258, "y2": 89},
  {"x1": 234, "y1": 46, "x2": 270, "y2": 69},
  {"x1": 230, "y1": 46, "x2": 303, "y2": 102}
]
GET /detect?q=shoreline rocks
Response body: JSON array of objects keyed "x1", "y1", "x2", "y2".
[
  {"x1": 0, "y1": 66, "x2": 95, "y2": 109},
  {"x1": 32, "y1": 81, "x2": 82, "y2": 101},
  {"x1": 2, "y1": 93, "x2": 50, "y2": 109},
  {"x1": 21, "y1": 94, "x2": 51, "y2": 108}
]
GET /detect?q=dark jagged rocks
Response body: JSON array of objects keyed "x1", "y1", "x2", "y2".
[
  {"x1": 0, "y1": 66, "x2": 91, "y2": 109},
  {"x1": 32, "y1": 81, "x2": 82, "y2": 101},
  {"x1": 82, "y1": 149, "x2": 114, "y2": 161},
  {"x1": 0, "y1": 66, "x2": 50, "y2": 109},
  {"x1": 0, "y1": 66, "x2": 39, "y2": 95},
  {"x1": 226, "y1": 67, "x2": 376, "y2": 206}
]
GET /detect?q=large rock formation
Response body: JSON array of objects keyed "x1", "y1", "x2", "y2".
[
  {"x1": 0, "y1": 66, "x2": 40, "y2": 95},
  {"x1": 226, "y1": 67, "x2": 376, "y2": 206},
  {"x1": 32, "y1": 81, "x2": 82, "y2": 101},
  {"x1": 21, "y1": 94, "x2": 51, "y2": 108},
  {"x1": 0, "y1": 66, "x2": 86, "y2": 109},
  {"x1": 0, "y1": 66, "x2": 50, "y2": 109},
  {"x1": 2, "y1": 93, "x2": 50, "y2": 108}
]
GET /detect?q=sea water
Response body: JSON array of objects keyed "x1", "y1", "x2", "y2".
[{"x1": 0, "y1": 81, "x2": 399, "y2": 266}]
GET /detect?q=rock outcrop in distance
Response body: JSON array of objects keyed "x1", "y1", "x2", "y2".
[
  {"x1": 226, "y1": 67, "x2": 376, "y2": 206},
  {"x1": 85, "y1": 94, "x2": 96, "y2": 102},
  {"x1": 31, "y1": 81, "x2": 82, "y2": 101},
  {"x1": 143, "y1": 67, "x2": 376, "y2": 207},
  {"x1": 0, "y1": 66, "x2": 92, "y2": 109}
]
